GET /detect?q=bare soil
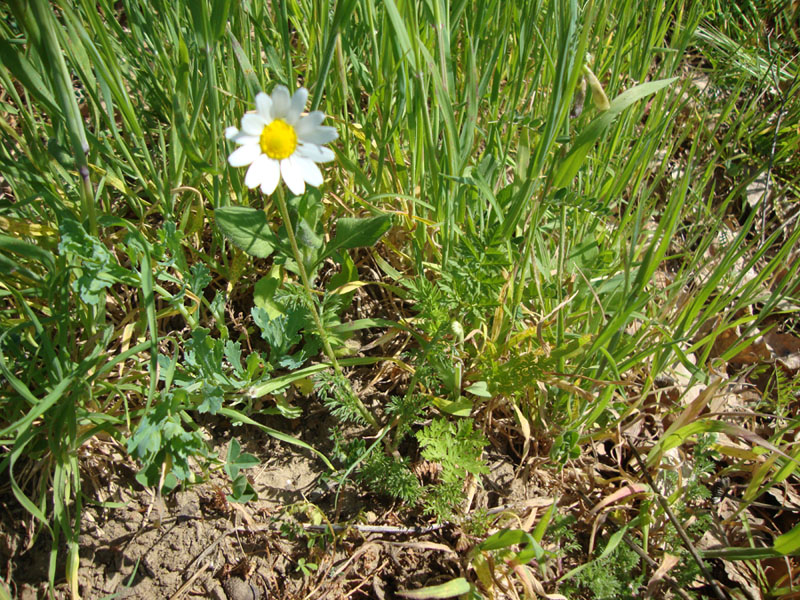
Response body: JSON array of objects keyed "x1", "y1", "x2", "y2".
[{"x1": 2, "y1": 413, "x2": 551, "y2": 600}]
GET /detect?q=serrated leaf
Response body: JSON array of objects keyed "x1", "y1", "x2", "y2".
[
  {"x1": 252, "y1": 306, "x2": 301, "y2": 358},
  {"x1": 215, "y1": 206, "x2": 279, "y2": 258},
  {"x1": 224, "y1": 340, "x2": 244, "y2": 378},
  {"x1": 198, "y1": 385, "x2": 223, "y2": 415},
  {"x1": 59, "y1": 218, "x2": 133, "y2": 305},
  {"x1": 187, "y1": 328, "x2": 228, "y2": 384},
  {"x1": 190, "y1": 263, "x2": 212, "y2": 295}
]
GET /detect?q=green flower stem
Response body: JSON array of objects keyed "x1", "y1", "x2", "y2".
[{"x1": 273, "y1": 188, "x2": 379, "y2": 431}]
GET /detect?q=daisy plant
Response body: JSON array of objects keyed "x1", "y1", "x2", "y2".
[{"x1": 224, "y1": 85, "x2": 380, "y2": 430}]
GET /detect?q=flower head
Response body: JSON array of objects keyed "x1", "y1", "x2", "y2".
[{"x1": 226, "y1": 86, "x2": 337, "y2": 195}]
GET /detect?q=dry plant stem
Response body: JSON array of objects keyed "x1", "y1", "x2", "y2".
[
  {"x1": 168, "y1": 560, "x2": 211, "y2": 600},
  {"x1": 273, "y1": 188, "x2": 379, "y2": 431},
  {"x1": 626, "y1": 437, "x2": 731, "y2": 600}
]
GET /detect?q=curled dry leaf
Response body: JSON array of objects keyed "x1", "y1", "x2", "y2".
[
  {"x1": 645, "y1": 552, "x2": 680, "y2": 597},
  {"x1": 765, "y1": 331, "x2": 800, "y2": 373},
  {"x1": 590, "y1": 483, "x2": 649, "y2": 516},
  {"x1": 722, "y1": 560, "x2": 762, "y2": 600}
]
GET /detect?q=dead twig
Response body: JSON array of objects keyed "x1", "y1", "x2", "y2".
[{"x1": 169, "y1": 559, "x2": 212, "y2": 600}]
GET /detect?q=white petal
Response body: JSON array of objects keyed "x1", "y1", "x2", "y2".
[
  {"x1": 228, "y1": 143, "x2": 261, "y2": 167},
  {"x1": 297, "y1": 143, "x2": 335, "y2": 163},
  {"x1": 244, "y1": 154, "x2": 270, "y2": 188},
  {"x1": 286, "y1": 87, "x2": 308, "y2": 125},
  {"x1": 281, "y1": 157, "x2": 305, "y2": 195},
  {"x1": 295, "y1": 111, "x2": 326, "y2": 137},
  {"x1": 260, "y1": 159, "x2": 281, "y2": 195},
  {"x1": 225, "y1": 126, "x2": 258, "y2": 145},
  {"x1": 255, "y1": 92, "x2": 272, "y2": 121},
  {"x1": 230, "y1": 134, "x2": 260, "y2": 146},
  {"x1": 297, "y1": 125, "x2": 338, "y2": 145},
  {"x1": 271, "y1": 85, "x2": 291, "y2": 119},
  {"x1": 240, "y1": 113, "x2": 268, "y2": 136},
  {"x1": 294, "y1": 155, "x2": 323, "y2": 187}
]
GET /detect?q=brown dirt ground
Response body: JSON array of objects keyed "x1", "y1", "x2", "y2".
[{"x1": 1, "y1": 412, "x2": 554, "y2": 600}]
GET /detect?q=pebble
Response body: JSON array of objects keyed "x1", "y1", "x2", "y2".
[{"x1": 223, "y1": 577, "x2": 261, "y2": 600}]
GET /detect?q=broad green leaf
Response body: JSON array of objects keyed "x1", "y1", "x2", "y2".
[
  {"x1": 552, "y1": 77, "x2": 678, "y2": 188},
  {"x1": 228, "y1": 474, "x2": 257, "y2": 504},
  {"x1": 225, "y1": 438, "x2": 259, "y2": 480},
  {"x1": 701, "y1": 547, "x2": 786, "y2": 561},
  {"x1": 432, "y1": 396, "x2": 473, "y2": 417},
  {"x1": 648, "y1": 419, "x2": 800, "y2": 469},
  {"x1": 228, "y1": 30, "x2": 261, "y2": 96},
  {"x1": 210, "y1": 0, "x2": 234, "y2": 41},
  {"x1": 272, "y1": 396, "x2": 302, "y2": 419},
  {"x1": 215, "y1": 206, "x2": 279, "y2": 259},
  {"x1": 397, "y1": 578, "x2": 472, "y2": 599},
  {"x1": 774, "y1": 522, "x2": 800, "y2": 555},
  {"x1": 382, "y1": 0, "x2": 418, "y2": 71},
  {"x1": 465, "y1": 381, "x2": 492, "y2": 398},
  {"x1": 322, "y1": 215, "x2": 392, "y2": 261},
  {"x1": 533, "y1": 501, "x2": 557, "y2": 544},
  {"x1": 477, "y1": 528, "x2": 544, "y2": 563},
  {"x1": 253, "y1": 271, "x2": 283, "y2": 319},
  {"x1": 480, "y1": 528, "x2": 531, "y2": 551}
]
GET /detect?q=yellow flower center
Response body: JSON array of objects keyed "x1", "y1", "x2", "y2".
[{"x1": 259, "y1": 119, "x2": 297, "y2": 160}]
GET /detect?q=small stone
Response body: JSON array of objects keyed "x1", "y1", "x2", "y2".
[
  {"x1": 223, "y1": 577, "x2": 261, "y2": 600},
  {"x1": 18, "y1": 584, "x2": 37, "y2": 600}
]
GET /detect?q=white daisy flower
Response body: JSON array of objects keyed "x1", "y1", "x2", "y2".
[{"x1": 225, "y1": 85, "x2": 338, "y2": 196}]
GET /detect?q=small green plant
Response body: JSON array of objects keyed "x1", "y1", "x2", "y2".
[
  {"x1": 331, "y1": 431, "x2": 423, "y2": 504},
  {"x1": 568, "y1": 541, "x2": 644, "y2": 600},
  {"x1": 416, "y1": 418, "x2": 489, "y2": 519},
  {"x1": 126, "y1": 391, "x2": 208, "y2": 492},
  {"x1": 330, "y1": 417, "x2": 489, "y2": 521},
  {"x1": 223, "y1": 438, "x2": 259, "y2": 503},
  {"x1": 295, "y1": 557, "x2": 319, "y2": 577}
]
